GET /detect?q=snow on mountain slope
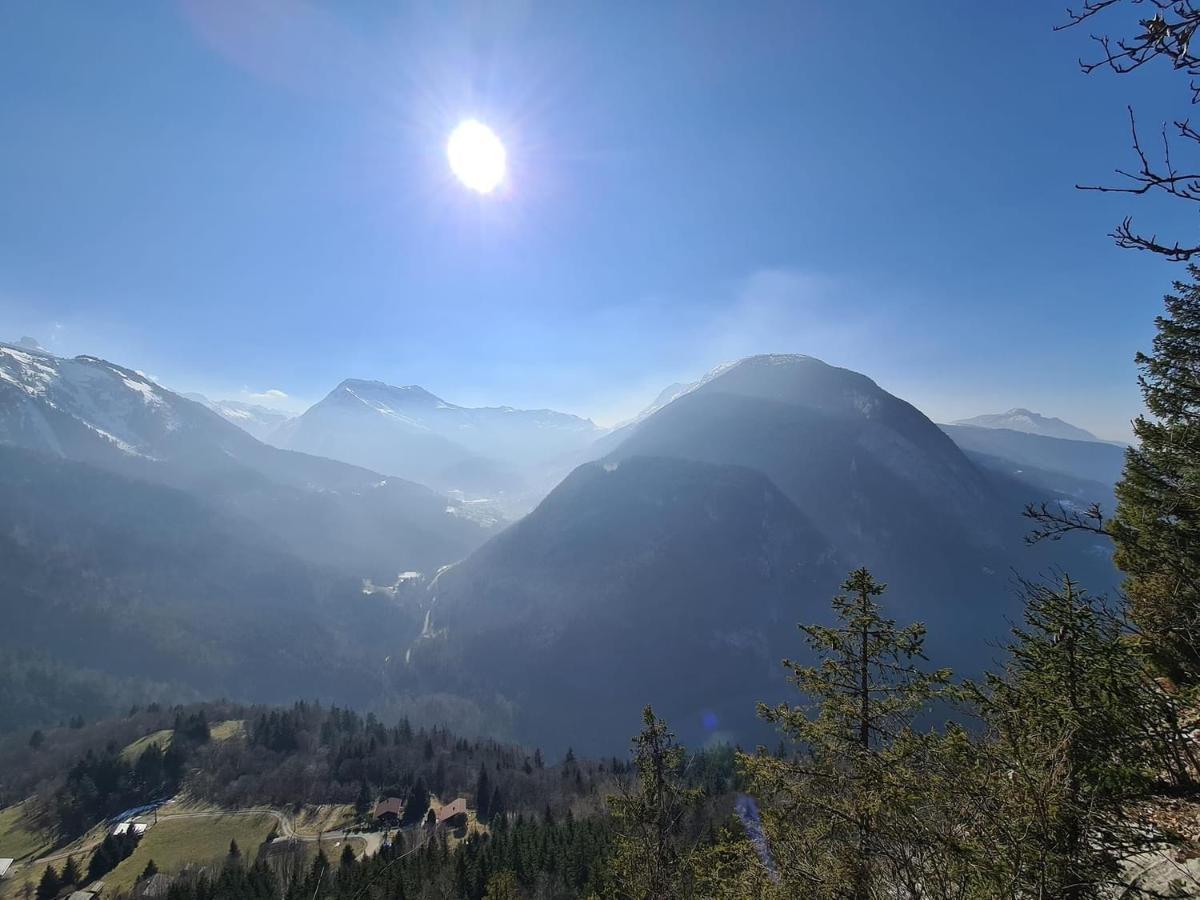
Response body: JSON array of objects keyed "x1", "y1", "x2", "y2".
[
  {"x1": 0, "y1": 342, "x2": 494, "y2": 576},
  {"x1": 0, "y1": 341, "x2": 183, "y2": 460},
  {"x1": 275, "y1": 378, "x2": 602, "y2": 502},
  {"x1": 953, "y1": 408, "x2": 1104, "y2": 443}
]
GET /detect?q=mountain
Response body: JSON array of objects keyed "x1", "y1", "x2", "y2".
[
  {"x1": 0, "y1": 445, "x2": 427, "y2": 727},
  {"x1": 184, "y1": 393, "x2": 293, "y2": 442},
  {"x1": 273, "y1": 378, "x2": 602, "y2": 511},
  {"x1": 609, "y1": 354, "x2": 996, "y2": 562},
  {"x1": 424, "y1": 455, "x2": 842, "y2": 751},
  {"x1": 0, "y1": 342, "x2": 491, "y2": 578},
  {"x1": 953, "y1": 408, "x2": 1105, "y2": 443},
  {"x1": 425, "y1": 355, "x2": 1117, "y2": 751},
  {"x1": 941, "y1": 424, "x2": 1125, "y2": 504}
]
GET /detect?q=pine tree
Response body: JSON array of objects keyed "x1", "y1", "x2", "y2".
[
  {"x1": 355, "y1": 780, "x2": 371, "y2": 818},
  {"x1": 1112, "y1": 267, "x2": 1200, "y2": 678},
  {"x1": 340, "y1": 844, "x2": 356, "y2": 868},
  {"x1": 967, "y1": 576, "x2": 1170, "y2": 899},
  {"x1": 475, "y1": 763, "x2": 491, "y2": 821},
  {"x1": 60, "y1": 855, "x2": 80, "y2": 886},
  {"x1": 482, "y1": 870, "x2": 522, "y2": 899},
  {"x1": 606, "y1": 705, "x2": 703, "y2": 899},
  {"x1": 140, "y1": 859, "x2": 158, "y2": 880},
  {"x1": 88, "y1": 836, "x2": 115, "y2": 881},
  {"x1": 740, "y1": 568, "x2": 952, "y2": 899},
  {"x1": 35, "y1": 866, "x2": 59, "y2": 900},
  {"x1": 228, "y1": 838, "x2": 241, "y2": 860},
  {"x1": 402, "y1": 777, "x2": 430, "y2": 827}
]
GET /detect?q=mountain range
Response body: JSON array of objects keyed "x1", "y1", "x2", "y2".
[
  {"x1": 193, "y1": 379, "x2": 603, "y2": 516},
  {"x1": 952, "y1": 407, "x2": 1108, "y2": 443},
  {"x1": 423, "y1": 355, "x2": 1120, "y2": 749},
  {"x1": 0, "y1": 343, "x2": 1122, "y2": 749}
]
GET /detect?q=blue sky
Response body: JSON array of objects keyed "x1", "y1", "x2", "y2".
[{"x1": 0, "y1": 1, "x2": 1192, "y2": 439}]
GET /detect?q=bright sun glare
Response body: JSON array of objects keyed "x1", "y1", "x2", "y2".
[{"x1": 447, "y1": 119, "x2": 506, "y2": 194}]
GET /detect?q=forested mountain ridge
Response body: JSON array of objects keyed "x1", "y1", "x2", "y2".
[
  {"x1": 0, "y1": 344, "x2": 499, "y2": 734},
  {"x1": 427, "y1": 455, "x2": 843, "y2": 750},
  {"x1": 423, "y1": 355, "x2": 1120, "y2": 752},
  {"x1": 941, "y1": 423, "x2": 1125, "y2": 497},
  {"x1": 0, "y1": 447, "x2": 441, "y2": 731}
]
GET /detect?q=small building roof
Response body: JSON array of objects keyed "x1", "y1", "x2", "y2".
[
  {"x1": 0, "y1": 858, "x2": 13, "y2": 878},
  {"x1": 373, "y1": 797, "x2": 403, "y2": 818},
  {"x1": 436, "y1": 798, "x2": 468, "y2": 824}
]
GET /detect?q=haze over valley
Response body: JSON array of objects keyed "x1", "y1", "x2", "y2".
[
  {"x1": 5, "y1": 4, "x2": 1199, "y2": 898},
  {"x1": 0, "y1": 339, "x2": 1120, "y2": 749}
]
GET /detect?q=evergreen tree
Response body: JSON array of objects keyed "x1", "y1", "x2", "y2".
[
  {"x1": 227, "y1": 838, "x2": 241, "y2": 860},
  {"x1": 340, "y1": 844, "x2": 356, "y2": 868},
  {"x1": 741, "y1": 568, "x2": 952, "y2": 900},
  {"x1": 34, "y1": 866, "x2": 59, "y2": 900},
  {"x1": 489, "y1": 785, "x2": 505, "y2": 824},
  {"x1": 401, "y1": 777, "x2": 430, "y2": 827},
  {"x1": 355, "y1": 780, "x2": 371, "y2": 818},
  {"x1": 476, "y1": 763, "x2": 491, "y2": 821},
  {"x1": 483, "y1": 870, "x2": 523, "y2": 899},
  {"x1": 140, "y1": 859, "x2": 158, "y2": 880},
  {"x1": 88, "y1": 837, "x2": 115, "y2": 882},
  {"x1": 59, "y1": 855, "x2": 80, "y2": 886},
  {"x1": 1113, "y1": 268, "x2": 1200, "y2": 678},
  {"x1": 432, "y1": 758, "x2": 447, "y2": 796},
  {"x1": 606, "y1": 705, "x2": 703, "y2": 899},
  {"x1": 967, "y1": 576, "x2": 1171, "y2": 899}
]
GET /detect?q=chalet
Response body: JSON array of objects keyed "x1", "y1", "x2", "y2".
[
  {"x1": 0, "y1": 858, "x2": 12, "y2": 880},
  {"x1": 372, "y1": 797, "x2": 404, "y2": 824},
  {"x1": 436, "y1": 798, "x2": 468, "y2": 829}
]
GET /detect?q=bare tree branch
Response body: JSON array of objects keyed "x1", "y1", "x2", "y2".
[
  {"x1": 1059, "y1": 2, "x2": 1200, "y2": 258},
  {"x1": 1023, "y1": 500, "x2": 1110, "y2": 544}
]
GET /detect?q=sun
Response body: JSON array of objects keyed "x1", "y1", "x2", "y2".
[{"x1": 446, "y1": 119, "x2": 506, "y2": 194}]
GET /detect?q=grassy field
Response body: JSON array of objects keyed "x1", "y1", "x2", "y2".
[
  {"x1": 120, "y1": 728, "x2": 173, "y2": 762},
  {"x1": 0, "y1": 822, "x2": 107, "y2": 900},
  {"x1": 209, "y1": 719, "x2": 245, "y2": 742},
  {"x1": 0, "y1": 803, "x2": 54, "y2": 863},
  {"x1": 104, "y1": 812, "x2": 278, "y2": 893},
  {"x1": 291, "y1": 804, "x2": 354, "y2": 836},
  {"x1": 118, "y1": 719, "x2": 242, "y2": 765}
]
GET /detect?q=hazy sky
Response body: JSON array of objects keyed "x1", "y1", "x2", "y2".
[{"x1": 1, "y1": 1, "x2": 1193, "y2": 440}]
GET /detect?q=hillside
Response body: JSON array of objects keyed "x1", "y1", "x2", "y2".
[
  {"x1": 423, "y1": 356, "x2": 1119, "y2": 752},
  {"x1": 941, "y1": 423, "x2": 1125, "y2": 495},
  {"x1": 428, "y1": 455, "x2": 841, "y2": 750},
  {"x1": 0, "y1": 447, "x2": 431, "y2": 730},
  {"x1": 0, "y1": 343, "x2": 492, "y2": 580},
  {"x1": 0, "y1": 701, "x2": 652, "y2": 899}
]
